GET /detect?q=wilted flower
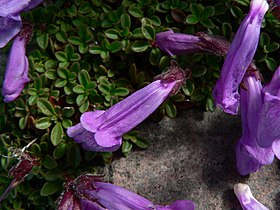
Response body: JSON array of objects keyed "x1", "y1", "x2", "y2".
[
  {"x1": 67, "y1": 63, "x2": 188, "y2": 152},
  {"x1": 256, "y1": 66, "x2": 280, "y2": 158},
  {"x1": 0, "y1": 152, "x2": 38, "y2": 202},
  {"x1": 236, "y1": 73, "x2": 274, "y2": 175},
  {"x1": 234, "y1": 183, "x2": 269, "y2": 210},
  {"x1": 0, "y1": 0, "x2": 43, "y2": 48},
  {"x1": 213, "y1": 0, "x2": 268, "y2": 115},
  {"x1": 56, "y1": 173, "x2": 195, "y2": 210},
  {"x1": 2, "y1": 22, "x2": 33, "y2": 103}
]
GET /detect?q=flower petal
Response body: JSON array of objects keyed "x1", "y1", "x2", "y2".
[
  {"x1": 234, "y1": 183, "x2": 269, "y2": 210},
  {"x1": 2, "y1": 35, "x2": 30, "y2": 102},
  {"x1": 156, "y1": 200, "x2": 195, "y2": 210},
  {"x1": 213, "y1": 0, "x2": 268, "y2": 114},
  {"x1": 22, "y1": 0, "x2": 44, "y2": 12},
  {"x1": 0, "y1": 0, "x2": 30, "y2": 16}
]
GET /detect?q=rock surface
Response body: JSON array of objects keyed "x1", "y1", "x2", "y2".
[{"x1": 111, "y1": 108, "x2": 280, "y2": 210}]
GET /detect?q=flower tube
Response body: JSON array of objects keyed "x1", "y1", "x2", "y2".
[
  {"x1": 235, "y1": 74, "x2": 274, "y2": 175},
  {"x1": 67, "y1": 64, "x2": 186, "y2": 152},
  {"x1": 2, "y1": 23, "x2": 33, "y2": 102},
  {"x1": 234, "y1": 183, "x2": 269, "y2": 210},
  {"x1": 56, "y1": 174, "x2": 195, "y2": 210},
  {"x1": 213, "y1": 0, "x2": 268, "y2": 115}
]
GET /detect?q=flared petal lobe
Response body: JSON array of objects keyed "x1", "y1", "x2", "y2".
[
  {"x1": 213, "y1": 0, "x2": 268, "y2": 114},
  {"x1": 155, "y1": 30, "x2": 202, "y2": 56},
  {"x1": 2, "y1": 35, "x2": 30, "y2": 102},
  {"x1": 234, "y1": 183, "x2": 269, "y2": 210},
  {"x1": 257, "y1": 66, "x2": 280, "y2": 148},
  {"x1": 236, "y1": 75, "x2": 274, "y2": 175}
]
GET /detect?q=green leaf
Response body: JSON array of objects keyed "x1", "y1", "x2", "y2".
[
  {"x1": 191, "y1": 89, "x2": 205, "y2": 101},
  {"x1": 206, "y1": 96, "x2": 215, "y2": 112},
  {"x1": 230, "y1": 6, "x2": 243, "y2": 19},
  {"x1": 57, "y1": 67, "x2": 69, "y2": 79},
  {"x1": 202, "y1": 6, "x2": 215, "y2": 18},
  {"x1": 200, "y1": 19, "x2": 215, "y2": 28},
  {"x1": 55, "y1": 51, "x2": 67, "y2": 62},
  {"x1": 108, "y1": 41, "x2": 123, "y2": 53},
  {"x1": 105, "y1": 29, "x2": 119, "y2": 40},
  {"x1": 76, "y1": 94, "x2": 88, "y2": 106},
  {"x1": 222, "y1": 22, "x2": 232, "y2": 39},
  {"x1": 141, "y1": 24, "x2": 155, "y2": 40},
  {"x1": 35, "y1": 117, "x2": 52, "y2": 129},
  {"x1": 79, "y1": 100, "x2": 89, "y2": 113},
  {"x1": 165, "y1": 101, "x2": 177, "y2": 118},
  {"x1": 37, "y1": 33, "x2": 49, "y2": 50},
  {"x1": 185, "y1": 15, "x2": 199, "y2": 24},
  {"x1": 266, "y1": 43, "x2": 279, "y2": 53},
  {"x1": 98, "y1": 84, "x2": 111, "y2": 94},
  {"x1": 260, "y1": 32, "x2": 270, "y2": 47},
  {"x1": 128, "y1": 4, "x2": 143, "y2": 18},
  {"x1": 66, "y1": 4, "x2": 77, "y2": 16},
  {"x1": 51, "y1": 122, "x2": 64, "y2": 146},
  {"x1": 73, "y1": 85, "x2": 85, "y2": 94},
  {"x1": 149, "y1": 48, "x2": 161, "y2": 66},
  {"x1": 182, "y1": 80, "x2": 195, "y2": 96},
  {"x1": 68, "y1": 36, "x2": 82, "y2": 45},
  {"x1": 190, "y1": 3, "x2": 202, "y2": 18},
  {"x1": 78, "y1": 70, "x2": 90, "y2": 86},
  {"x1": 55, "y1": 31, "x2": 67, "y2": 43},
  {"x1": 131, "y1": 40, "x2": 149, "y2": 52},
  {"x1": 120, "y1": 13, "x2": 131, "y2": 29},
  {"x1": 37, "y1": 98, "x2": 56, "y2": 116},
  {"x1": 135, "y1": 137, "x2": 150, "y2": 149},
  {"x1": 192, "y1": 65, "x2": 207, "y2": 77},
  {"x1": 62, "y1": 107, "x2": 75, "y2": 117},
  {"x1": 53, "y1": 143, "x2": 67, "y2": 159},
  {"x1": 45, "y1": 69, "x2": 57, "y2": 80},
  {"x1": 43, "y1": 155, "x2": 58, "y2": 169},
  {"x1": 47, "y1": 24, "x2": 59, "y2": 34},
  {"x1": 55, "y1": 78, "x2": 67, "y2": 88},
  {"x1": 112, "y1": 87, "x2": 129, "y2": 96},
  {"x1": 67, "y1": 144, "x2": 81, "y2": 168},
  {"x1": 122, "y1": 141, "x2": 133, "y2": 155},
  {"x1": 265, "y1": 57, "x2": 277, "y2": 71},
  {"x1": 40, "y1": 181, "x2": 60, "y2": 196}
]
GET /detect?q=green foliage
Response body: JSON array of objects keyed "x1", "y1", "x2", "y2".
[{"x1": 0, "y1": 0, "x2": 279, "y2": 209}]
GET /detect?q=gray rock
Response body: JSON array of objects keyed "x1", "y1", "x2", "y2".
[{"x1": 111, "y1": 108, "x2": 280, "y2": 210}]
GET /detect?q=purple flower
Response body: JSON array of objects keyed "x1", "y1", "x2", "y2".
[
  {"x1": 67, "y1": 64, "x2": 187, "y2": 152},
  {"x1": 213, "y1": 0, "x2": 268, "y2": 115},
  {"x1": 0, "y1": 0, "x2": 43, "y2": 48},
  {"x1": 234, "y1": 183, "x2": 269, "y2": 210},
  {"x1": 155, "y1": 30, "x2": 202, "y2": 56},
  {"x1": 236, "y1": 74, "x2": 274, "y2": 175},
  {"x1": 56, "y1": 174, "x2": 195, "y2": 210},
  {"x1": 2, "y1": 23, "x2": 33, "y2": 103},
  {"x1": 256, "y1": 66, "x2": 280, "y2": 158}
]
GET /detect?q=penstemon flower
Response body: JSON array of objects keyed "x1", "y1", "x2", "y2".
[
  {"x1": 67, "y1": 63, "x2": 188, "y2": 152},
  {"x1": 0, "y1": 0, "x2": 43, "y2": 48},
  {"x1": 235, "y1": 73, "x2": 274, "y2": 175},
  {"x1": 56, "y1": 174, "x2": 195, "y2": 210},
  {"x1": 234, "y1": 183, "x2": 269, "y2": 210},
  {"x1": 212, "y1": 0, "x2": 268, "y2": 115},
  {"x1": 2, "y1": 22, "x2": 33, "y2": 102}
]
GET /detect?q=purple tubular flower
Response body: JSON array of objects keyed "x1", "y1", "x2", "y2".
[
  {"x1": 256, "y1": 66, "x2": 280, "y2": 154},
  {"x1": 56, "y1": 174, "x2": 195, "y2": 210},
  {"x1": 2, "y1": 33, "x2": 29, "y2": 102},
  {"x1": 213, "y1": 0, "x2": 268, "y2": 115},
  {"x1": 155, "y1": 30, "x2": 202, "y2": 56},
  {"x1": 234, "y1": 183, "x2": 269, "y2": 210},
  {"x1": 67, "y1": 65, "x2": 186, "y2": 152},
  {"x1": 236, "y1": 74, "x2": 274, "y2": 175},
  {"x1": 0, "y1": 0, "x2": 43, "y2": 48}
]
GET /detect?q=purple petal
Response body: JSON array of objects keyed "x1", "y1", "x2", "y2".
[
  {"x1": 272, "y1": 139, "x2": 280, "y2": 159},
  {"x1": 0, "y1": 0, "x2": 30, "y2": 16},
  {"x1": 155, "y1": 30, "x2": 202, "y2": 56},
  {"x1": 213, "y1": 0, "x2": 268, "y2": 115},
  {"x1": 262, "y1": 66, "x2": 280, "y2": 96},
  {"x1": 57, "y1": 191, "x2": 82, "y2": 210},
  {"x1": 0, "y1": 15, "x2": 22, "y2": 48},
  {"x1": 2, "y1": 35, "x2": 30, "y2": 102},
  {"x1": 156, "y1": 200, "x2": 195, "y2": 210},
  {"x1": 81, "y1": 199, "x2": 105, "y2": 210},
  {"x1": 22, "y1": 0, "x2": 44, "y2": 12},
  {"x1": 234, "y1": 183, "x2": 269, "y2": 210},
  {"x1": 87, "y1": 181, "x2": 155, "y2": 210}
]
